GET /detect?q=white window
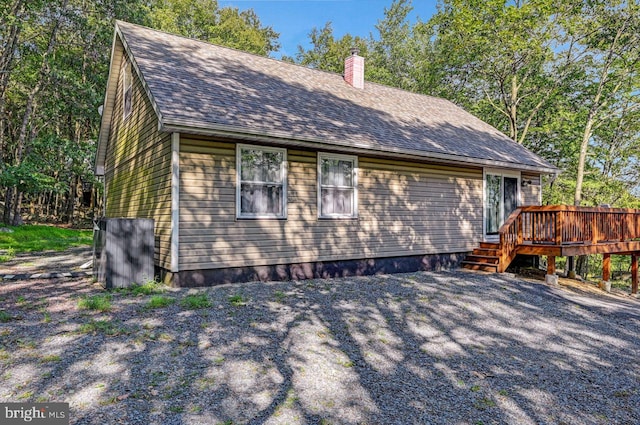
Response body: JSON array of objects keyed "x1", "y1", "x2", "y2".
[
  {"x1": 318, "y1": 153, "x2": 358, "y2": 218},
  {"x1": 237, "y1": 144, "x2": 287, "y2": 218},
  {"x1": 122, "y1": 57, "x2": 133, "y2": 119}
]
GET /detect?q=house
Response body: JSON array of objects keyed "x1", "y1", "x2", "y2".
[{"x1": 95, "y1": 21, "x2": 557, "y2": 286}]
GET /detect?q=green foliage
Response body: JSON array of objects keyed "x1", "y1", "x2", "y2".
[
  {"x1": 228, "y1": 293, "x2": 247, "y2": 307},
  {"x1": 0, "y1": 311, "x2": 13, "y2": 323},
  {"x1": 130, "y1": 280, "x2": 165, "y2": 296},
  {"x1": 180, "y1": 294, "x2": 211, "y2": 309},
  {"x1": 0, "y1": 247, "x2": 15, "y2": 262},
  {"x1": 78, "y1": 294, "x2": 112, "y2": 312},
  {"x1": 146, "y1": 0, "x2": 279, "y2": 55},
  {"x1": 0, "y1": 225, "x2": 92, "y2": 260},
  {"x1": 79, "y1": 319, "x2": 125, "y2": 336},
  {"x1": 293, "y1": 22, "x2": 369, "y2": 74},
  {"x1": 146, "y1": 295, "x2": 175, "y2": 309},
  {"x1": 39, "y1": 354, "x2": 61, "y2": 363}
]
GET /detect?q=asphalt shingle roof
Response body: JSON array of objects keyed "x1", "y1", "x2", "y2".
[{"x1": 116, "y1": 21, "x2": 554, "y2": 172}]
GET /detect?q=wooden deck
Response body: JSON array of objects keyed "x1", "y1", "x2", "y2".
[{"x1": 462, "y1": 205, "x2": 640, "y2": 294}]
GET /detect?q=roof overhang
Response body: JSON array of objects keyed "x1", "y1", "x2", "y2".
[{"x1": 161, "y1": 120, "x2": 559, "y2": 175}]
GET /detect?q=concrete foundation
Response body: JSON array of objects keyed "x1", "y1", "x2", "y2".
[{"x1": 598, "y1": 280, "x2": 611, "y2": 293}]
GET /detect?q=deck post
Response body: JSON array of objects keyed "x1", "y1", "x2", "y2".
[
  {"x1": 568, "y1": 257, "x2": 576, "y2": 279},
  {"x1": 554, "y1": 211, "x2": 562, "y2": 245},
  {"x1": 591, "y1": 213, "x2": 598, "y2": 244},
  {"x1": 602, "y1": 254, "x2": 610, "y2": 282},
  {"x1": 545, "y1": 256, "x2": 558, "y2": 285},
  {"x1": 632, "y1": 254, "x2": 638, "y2": 295},
  {"x1": 599, "y1": 253, "x2": 611, "y2": 292}
]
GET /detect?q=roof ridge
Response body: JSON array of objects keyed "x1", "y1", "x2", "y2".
[
  {"x1": 115, "y1": 20, "x2": 458, "y2": 107},
  {"x1": 115, "y1": 20, "x2": 351, "y2": 80}
]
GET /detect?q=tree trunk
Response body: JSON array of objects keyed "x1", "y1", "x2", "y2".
[
  {"x1": 0, "y1": 0, "x2": 25, "y2": 162},
  {"x1": 576, "y1": 255, "x2": 589, "y2": 279},
  {"x1": 574, "y1": 115, "x2": 596, "y2": 206},
  {"x1": 11, "y1": 190, "x2": 23, "y2": 225},
  {"x1": 3, "y1": 187, "x2": 12, "y2": 225}
]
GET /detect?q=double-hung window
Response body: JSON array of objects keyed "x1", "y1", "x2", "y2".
[
  {"x1": 122, "y1": 57, "x2": 133, "y2": 119},
  {"x1": 237, "y1": 145, "x2": 287, "y2": 218},
  {"x1": 318, "y1": 153, "x2": 358, "y2": 218}
]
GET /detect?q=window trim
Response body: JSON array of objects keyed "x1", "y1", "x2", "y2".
[
  {"x1": 317, "y1": 152, "x2": 358, "y2": 219},
  {"x1": 236, "y1": 144, "x2": 287, "y2": 219},
  {"x1": 122, "y1": 57, "x2": 133, "y2": 120}
]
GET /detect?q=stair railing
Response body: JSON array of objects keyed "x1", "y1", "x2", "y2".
[{"x1": 497, "y1": 208, "x2": 523, "y2": 272}]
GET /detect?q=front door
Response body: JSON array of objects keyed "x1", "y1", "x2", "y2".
[{"x1": 484, "y1": 170, "x2": 520, "y2": 237}]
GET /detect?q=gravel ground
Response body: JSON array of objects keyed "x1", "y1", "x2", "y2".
[
  {"x1": 0, "y1": 247, "x2": 93, "y2": 275},
  {"x1": 1, "y1": 270, "x2": 639, "y2": 425}
]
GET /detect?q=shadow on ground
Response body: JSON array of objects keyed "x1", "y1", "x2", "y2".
[{"x1": 1, "y1": 270, "x2": 639, "y2": 424}]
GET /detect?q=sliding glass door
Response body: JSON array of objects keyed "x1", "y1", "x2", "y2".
[{"x1": 484, "y1": 170, "x2": 520, "y2": 236}]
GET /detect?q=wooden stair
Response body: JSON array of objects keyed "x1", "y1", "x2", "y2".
[{"x1": 461, "y1": 242, "x2": 501, "y2": 272}]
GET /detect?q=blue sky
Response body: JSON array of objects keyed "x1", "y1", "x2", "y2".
[{"x1": 218, "y1": 0, "x2": 439, "y2": 58}]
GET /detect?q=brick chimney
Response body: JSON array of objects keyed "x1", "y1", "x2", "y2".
[{"x1": 344, "y1": 48, "x2": 364, "y2": 89}]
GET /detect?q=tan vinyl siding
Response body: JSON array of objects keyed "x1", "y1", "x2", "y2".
[
  {"x1": 179, "y1": 137, "x2": 483, "y2": 271},
  {"x1": 104, "y1": 52, "x2": 172, "y2": 269},
  {"x1": 521, "y1": 172, "x2": 542, "y2": 206}
]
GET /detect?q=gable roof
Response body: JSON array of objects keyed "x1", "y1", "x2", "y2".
[{"x1": 96, "y1": 21, "x2": 556, "y2": 175}]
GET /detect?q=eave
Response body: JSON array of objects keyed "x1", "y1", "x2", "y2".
[{"x1": 161, "y1": 120, "x2": 559, "y2": 175}]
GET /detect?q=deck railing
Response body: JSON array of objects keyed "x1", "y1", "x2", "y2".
[{"x1": 497, "y1": 205, "x2": 640, "y2": 272}]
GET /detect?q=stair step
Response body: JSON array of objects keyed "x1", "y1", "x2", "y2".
[
  {"x1": 461, "y1": 261, "x2": 499, "y2": 272},
  {"x1": 479, "y1": 242, "x2": 500, "y2": 249},
  {"x1": 472, "y1": 248, "x2": 499, "y2": 256},
  {"x1": 464, "y1": 255, "x2": 499, "y2": 264}
]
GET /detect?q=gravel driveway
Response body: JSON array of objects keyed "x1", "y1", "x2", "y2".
[{"x1": 1, "y1": 271, "x2": 639, "y2": 424}]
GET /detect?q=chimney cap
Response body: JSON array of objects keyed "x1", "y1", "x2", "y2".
[{"x1": 349, "y1": 47, "x2": 360, "y2": 56}]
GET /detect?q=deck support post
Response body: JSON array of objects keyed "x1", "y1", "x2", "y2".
[
  {"x1": 545, "y1": 256, "x2": 558, "y2": 285},
  {"x1": 568, "y1": 257, "x2": 576, "y2": 279},
  {"x1": 602, "y1": 254, "x2": 610, "y2": 282},
  {"x1": 632, "y1": 254, "x2": 638, "y2": 295},
  {"x1": 599, "y1": 254, "x2": 611, "y2": 292}
]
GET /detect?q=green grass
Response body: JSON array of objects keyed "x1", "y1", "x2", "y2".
[
  {"x1": 0, "y1": 247, "x2": 14, "y2": 262},
  {"x1": 0, "y1": 311, "x2": 13, "y2": 323},
  {"x1": 78, "y1": 319, "x2": 125, "y2": 336},
  {"x1": 78, "y1": 294, "x2": 112, "y2": 312},
  {"x1": 130, "y1": 280, "x2": 165, "y2": 296},
  {"x1": 39, "y1": 354, "x2": 61, "y2": 363},
  {"x1": 146, "y1": 295, "x2": 175, "y2": 309},
  {"x1": 181, "y1": 294, "x2": 211, "y2": 309},
  {"x1": 228, "y1": 294, "x2": 247, "y2": 307},
  {"x1": 273, "y1": 291, "x2": 286, "y2": 303},
  {"x1": 0, "y1": 225, "x2": 92, "y2": 262}
]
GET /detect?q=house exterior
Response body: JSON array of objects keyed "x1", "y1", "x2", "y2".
[{"x1": 95, "y1": 21, "x2": 556, "y2": 286}]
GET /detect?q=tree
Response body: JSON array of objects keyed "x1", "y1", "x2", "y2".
[
  {"x1": 428, "y1": 0, "x2": 566, "y2": 144},
  {"x1": 566, "y1": 0, "x2": 640, "y2": 206},
  {"x1": 145, "y1": 0, "x2": 280, "y2": 55},
  {"x1": 291, "y1": 22, "x2": 368, "y2": 74},
  {"x1": 366, "y1": 0, "x2": 420, "y2": 90}
]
